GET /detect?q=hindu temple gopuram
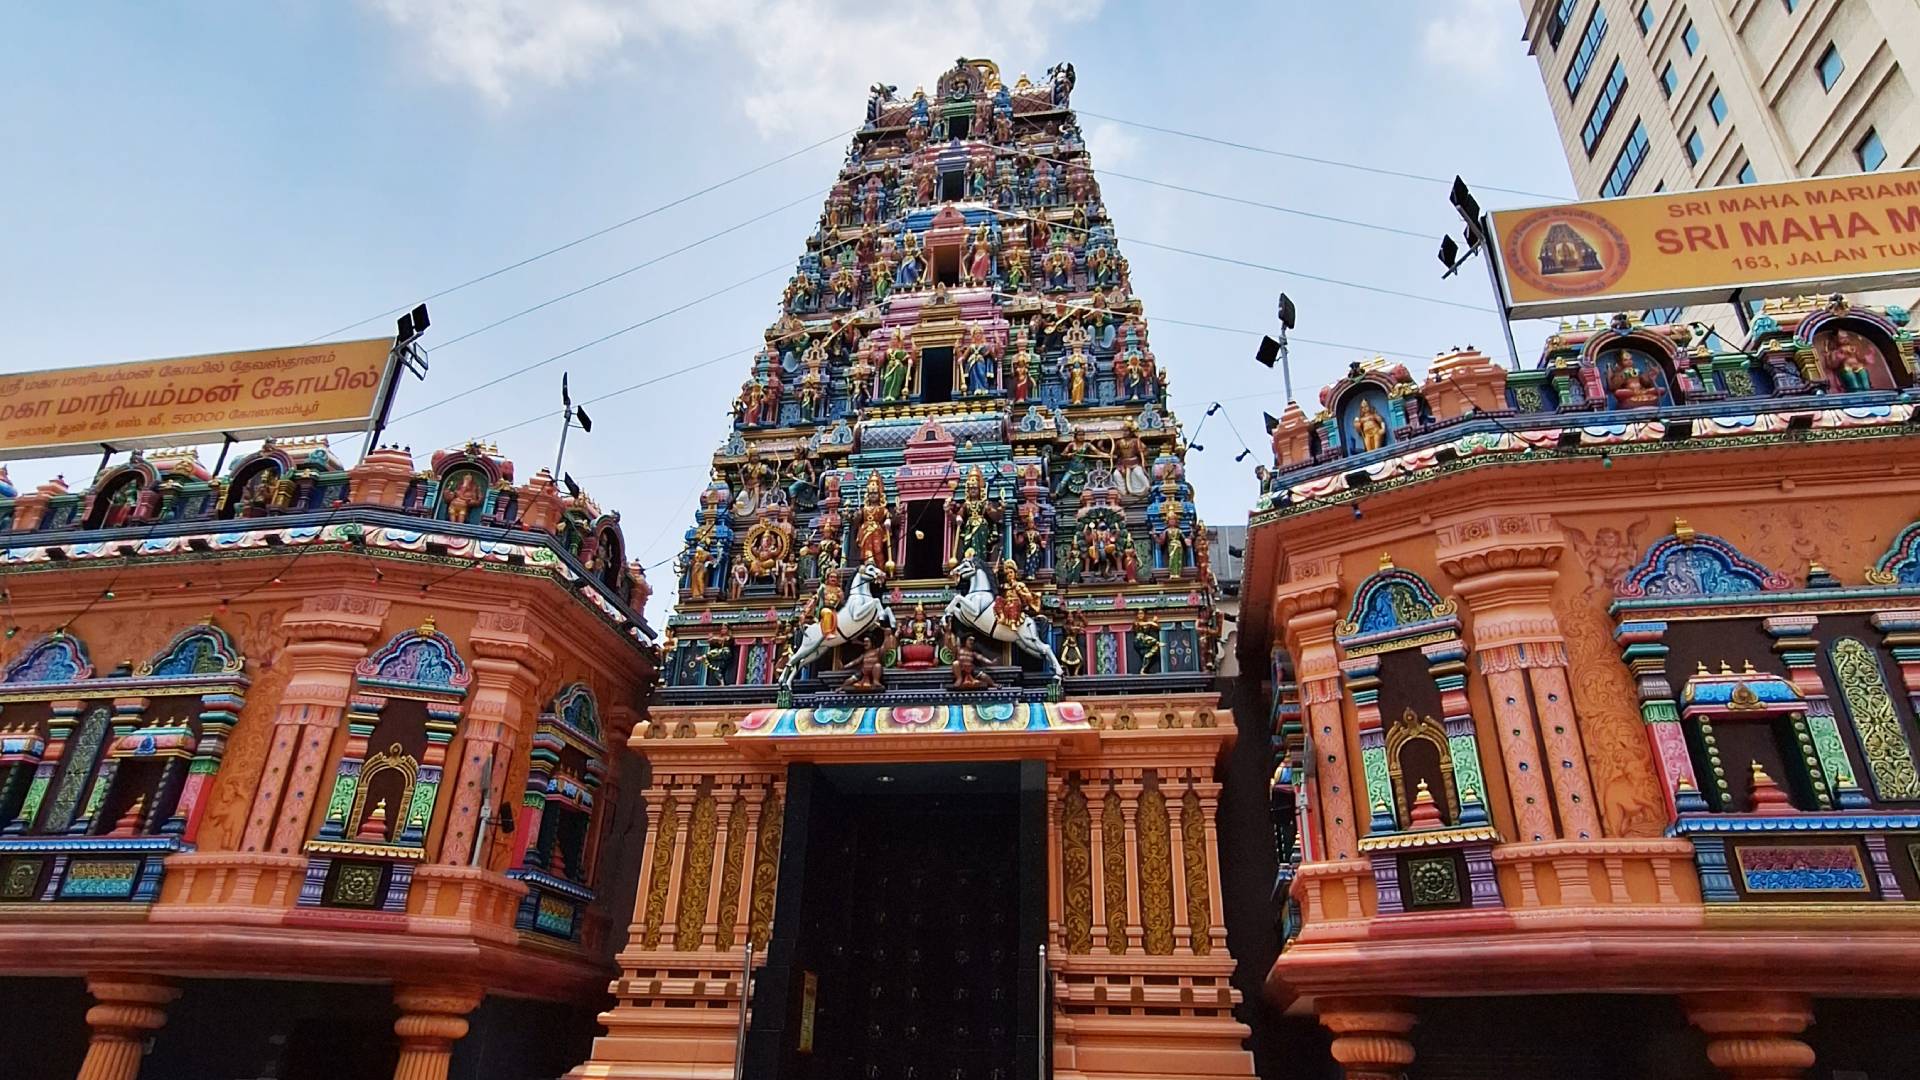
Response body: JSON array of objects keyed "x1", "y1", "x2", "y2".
[
  {"x1": 1241, "y1": 295, "x2": 1920, "y2": 1077},
  {"x1": 0, "y1": 439, "x2": 659, "y2": 1079},
  {"x1": 573, "y1": 58, "x2": 1252, "y2": 1080}
]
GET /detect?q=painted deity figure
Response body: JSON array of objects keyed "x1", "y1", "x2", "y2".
[
  {"x1": 1113, "y1": 420, "x2": 1152, "y2": 503},
  {"x1": 1608, "y1": 352, "x2": 1664, "y2": 408},
  {"x1": 1043, "y1": 243, "x2": 1071, "y2": 291},
  {"x1": 761, "y1": 363, "x2": 784, "y2": 422},
  {"x1": 829, "y1": 263, "x2": 858, "y2": 309},
  {"x1": 995, "y1": 559, "x2": 1043, "y2": 625},
  {"x1": 1003, "y1": 244, "x2": 1029, "y2": 291},
  {"x1": 1815, "y1": 326, "x2": 1880, "y2": 392},
  {"x1": 736, "y1": 378, "x2": 763, "y2": 427},
  {"x1": 964, "y1": 225, "x2": 993, "y2": 285},
  {"x1": 1132, "y1": 610, "x2": 1162, "y2": 673},
  {"x1": 963, "y1": 326, "x2": 998, "y2": 395},
  {"x1": 880, "y1": 329, "x2": 915, "y2": 402},
  {"x1": 443, "y1": 472, "x2": 483, "y2": 523},
  {"x1": 847, "y1": 340, "x2": 876, "y2": 410},
  {"x1": 894, "y1": 232, "x2": 923, "y2": 289},
  {"x1": 950, "y1": 465, "x2": 1003, "y2": 562},
  {"x1": 862, "y1": 175, "x2": 884, "y2": 224},
  {"x1": 1158, "y1": 497, "x2": 1188, "y2": 577},
  {"x1": 1352, "y1": 397, "x2": 1388, "y2": 451},
  {"x1": 855, "y1": 472, "x2": 895, "y2": 570},
  {"x1": 1011, "y1": 331, "x2": 1038, "y2": 401}
]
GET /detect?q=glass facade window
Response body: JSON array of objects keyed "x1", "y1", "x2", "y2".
[
  {"x1": 1547, "y1": 0, "x2": 1581, "y2": 48},
  {"x1": 1582, "y1": 60, "x2": 1628, "y2": 154},
  {"x1": 1637, "y1": 1, "x2": 1655, "y2": 33},
  {"x1": 1783, "y1": 0, "x2": 1797, "y2": 10},
  {"x1": 1660, "y1": 62, "x2": 1678, "y2": 97},
  {"x1": 1685, "y1": 128, "x2": 1704, "y2": 165},
  {"x1": 1564, "y1": 6, "x2": 1609, "y2": 97},
  {"x1": 1645, "y1": 307, "x2": 1684, "y2": 324},
  {"x1": 1738, "y1": 161, "x2": 1757, "y2": 184},
  {"x1": 1817, "y1": 44, "x2": 1844, "y2": 90},
  {"x1": 1857, "y1": 128, "x2": 1887, "y2": 171},
  {"x1": 1682, "y1": 21, "x2": 1699, "y2": 55},
  {"x1": 1709, "y1": 89, "x2": 1727, "y2": 124},
  {"x1": 1601, "y1": 120, "x2": 1650, "y2": 198}
]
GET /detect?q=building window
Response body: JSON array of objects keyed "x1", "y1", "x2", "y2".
[
  {"x1": 1685, "y1": 128, "x2": 1705, "y2": 164},
  {"x1": 1646, "y1": 306, "x2": 1684, "y2": 324},
  {"x1": 1564, "y1": 6, "x2": 1609, "y2": 97},
  {"x1": 1547, "y1": 0, "x2": 1581, "y2": 48},
  {"x1": 1817, "y1": 44, "x2": 1844, "y2": 91},
  {"x1": 1654, "y1": 180, "x2": 1667, "y2": 192},
  {"x1": 1709, "y1": 89, "x2": 1727, "y2": 123},
  {"x1": 1637, "y1": 1, "x2": 1655, "y2": 33},
  {"x1": 1783, "y1": 0, "x2": 1797, "y2": 10},
  {"x1": 1582, "y1": 60, "x2": 1629, "y2": 154},
  {"x1": 1660, "y1": 61, "x2": 1679, "y2": 97},
  {"x1": 1602, "y1": 120, "x2": 1650, "y2": 197},
  {"x1": 1738, "y1": 161, "x2": 1757, "y2": 184},
  {"x1": 1682, "y1": 21, "x2": 1699, "y2": 55},
  {"x1": 1857, "y1": 128, "x2": 1887, "y2": 171}
]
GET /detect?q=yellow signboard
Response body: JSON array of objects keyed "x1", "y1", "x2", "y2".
[
  {"x1": 1489, "y1": 168, "x2": 1920, "y2": 317},
  {"x1": 0, "y1": 337, "x2": 396, "y2": 461}
]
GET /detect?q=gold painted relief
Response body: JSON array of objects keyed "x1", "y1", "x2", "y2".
[
  {"x1": 1138, "y1": 784, "x2": 1175, "y2": 955},
  {"x1": 714, "y1": 798, "x2": 749, "y2": 953},
  {"x1": 1182, "y1": 787, "x2": 1212, "y2": 955},
  {"x1": 1061, "y1": 783, "x2": 1093, "y2": 954},
  {"x1": 1830, "y1": 638, "x2": 1920, "y2": 800},
  {"x1": 675, "y1": 792, "x2": 719, "y2": 950},
  {"x1": 640, "y1": 794, "x2": 677, "y2": 949},
  {"x1": 749, "y1": 793, "x2": 784, "y2": 950},
  {"x1": 1102, "y1": 787, "x2": 1127, "y2": 954}
]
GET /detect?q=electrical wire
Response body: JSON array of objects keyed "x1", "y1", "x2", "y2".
[
  {"x1": 301, "y1": 126, "x2": 857, "y2": 344},
  {"x1": 426, "y1": 189, "x2": 827, "y2": 353},
  {"x1": 1076, "y1": 110, "x2": 1567, "y2": 202}
]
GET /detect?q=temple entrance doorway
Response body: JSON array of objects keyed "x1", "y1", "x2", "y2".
[{"x1": 748, "y1": 760, "x2": 1049, "y2": 1080}]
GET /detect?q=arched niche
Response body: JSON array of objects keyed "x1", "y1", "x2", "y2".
[
  {"x1": 1616, "y1": 526, "x2": 1791, "y2": 600},
  {"x1": 220, "y1": 452, "x2": 288, "y2": 519},
  {"x1": 3, "y1": 633, "x2": 93, "y2": 685},
  {"x1": 1798, "y1": 308, "x2": 1908, "y2": 392},
  {"x1": 83, "y1": 463, "x2": 156, "y2": 530},
  {"x1": 1334, "y1": 385, "x2": 1394, "y2": 456},
  {"x1": 1586, "y1": 330, "x2": 1682, "y2": 410},
  {"x1": 435, "y1": 465, "x2": 492, "y2": 525}
]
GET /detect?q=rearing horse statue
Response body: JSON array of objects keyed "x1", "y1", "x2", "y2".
[
  {"x1": 942, "y1": 553, "x2": 1062, "y2": 679},
  {"x1": 778, "y1": 561, "x2": 896, "y2": 689}
]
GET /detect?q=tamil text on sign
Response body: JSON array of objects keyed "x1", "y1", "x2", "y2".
[{"x1": 0, "y1": 338, "x2": 397, "y2": 461}]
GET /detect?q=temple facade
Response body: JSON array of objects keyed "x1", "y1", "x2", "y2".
[
  {"x1": 0, "y1": 440, "x2": 657, "y2": 1079},
  {"x1": 1240, "y1": 295, "x2": 1920, "y2": 1078},
  {"x1": 574, "y1": 60, "x2": 1251, "y2": 1080}
]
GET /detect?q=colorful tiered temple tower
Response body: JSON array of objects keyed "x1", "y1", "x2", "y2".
[
  {"x1": 576, "y1": 59, "x2": 1252, "y2": 1080},
  {"x1": 1240, "y1": 295, "x2": 1920, "y2": 1077}
]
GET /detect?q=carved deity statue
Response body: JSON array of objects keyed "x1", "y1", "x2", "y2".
[
  {"x1": 855, "y1": 472, "x2": 895, "y2": 571},
  {"x1": 1353, "y1": 397, "x2": 1388, "y2": 451}
]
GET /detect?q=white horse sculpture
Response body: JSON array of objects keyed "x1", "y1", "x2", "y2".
[
  {"x1": 778, "y1": 561, "x2": 896, "y2": 689},
  {"x1": 942, "y1": 553, "x2": 1062, "y2": 678}
]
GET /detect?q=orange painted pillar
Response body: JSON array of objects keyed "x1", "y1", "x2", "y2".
[
  {"x1": 391, "y1": 985, "x2": 485, "y2": 1080},
  {"x1": 1683, "y1": 992, "x2": 1815, "y2": 1080},
  {"x1": 1318, "y1": 996, "x2": 1416, "y2": 1080},
  {"x1": 76, "y1": 973, "x2": 178, "y2": 1080},
  {"x1": 436, "y1": 611, "x2": 550, "y2": 866}
]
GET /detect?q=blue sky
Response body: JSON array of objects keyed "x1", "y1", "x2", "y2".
[{"x1": 1, "y1": 0, "x2": 1575, "y2": 627}]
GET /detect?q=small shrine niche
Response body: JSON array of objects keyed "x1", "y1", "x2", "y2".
[
  {"x1": 1336, "y1": 561, "x2": 1500, "y2": 915},
  {"x1": 1588, "y1": 332, "x2": 1682, "y2": 410},
  {"x1": 222, "y1": 456, "x2": 286, "y2": 518},
  {"x1": 304, "y1": 620, "x2": 470, "y2": 912},
  {"x1": 510, "y1": 683, "x2": 610, "y2": 939},
  {"x1": 83, "y1": 463, "x2": 154, "y2": 530},
  {"x1": 1799, "y1": 304, "x2": 1908, "y2": 393}
]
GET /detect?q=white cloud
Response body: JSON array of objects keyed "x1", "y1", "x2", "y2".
[
  {"x1": 368, "y1": 0, "x2": 1104, "y2": 133},
  {"x1": 1420, "y1": 0, "x2": 1509, "y2": 79},
  {"x1": 1082, "y1": 118, "x2": 1142, "y2": 169}
]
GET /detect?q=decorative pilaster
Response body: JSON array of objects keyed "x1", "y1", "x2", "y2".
[
  {"x1": 1279, "y1": 558, "x2": 1356, "y2": 860},
  {"x1": 1617, "y1": 620, "x2": 1707, "y2": 814},
  {"x1": 168, "y1": 690, "x2": 244, "y2": 840},
  {"x1": 1766, "y1": 617, "x2": 1856, "y2": 808},
  {"x1": 1318, "y1": 996, "x2": 1416, "y2": 1080},
  {"x1": 5, "y1": 698, "x2": 85, "y2": 833},
  {"x1": 247, "y1": 593, "x2": 389, "y2": 854},
  {"x1": 391, "y1": 984, "x2": 485, "y2": 1080},
  {"x1": 1683, "y1": 992, "x2": 1815, "y2": 1079},
  {"x1": 77, "y1": 973, "x2": 178, "y2": 1080},
  {"x1": 436, "y1": 610, "x2": 551, "y2": 865}
]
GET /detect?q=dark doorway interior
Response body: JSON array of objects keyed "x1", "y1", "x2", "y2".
[
  {"x1": 921, "y1": 346, "x2": 955, "y2": 403},
  {"x1": 903, "y1": 500, "x2": 947, "y2": 580},
  {"x1": 751, "y1": 761, "x2": 1045, "y2": 1080}
]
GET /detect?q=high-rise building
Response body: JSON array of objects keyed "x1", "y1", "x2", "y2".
[
  {"x1": 574, "y1": 58, "x2": 1256, "y2": 1080},
  {"x1": 1519, "y1": 0, "x2": 1920, "y2": 320}
]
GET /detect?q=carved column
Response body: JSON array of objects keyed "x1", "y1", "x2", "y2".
[
  {"x1": 1277, "y1": 561, "x2": 1358, "y2": 860},
  {"x1": 1116, "y1": 770, "x2": 1144, "y2": 953},
  {"x1": 247, "y1": 594, "x2": 389, "y2": 854},
  {"x1": 391, "y1": 984, "x2": 485, "y2": 1080},
  {"x1": 1683, "y1": 992, "x2": 1815, "y2": 1079},
  {"x1": 1086, "y1": 770, "x2": 1110, "y2": 954},
  {"x1": 1438, "y1": 515, "x2": 1600, "y2": 842},
  {"x1": 1318, "y1": 996, "x2": 1416, "y2": 1080},
  {"x1": 76, "y1": 973, "x2": 178, "y2": 1080},
  {"x1": 436, "y1": 611, "x2": 551, "y2": 865}
]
